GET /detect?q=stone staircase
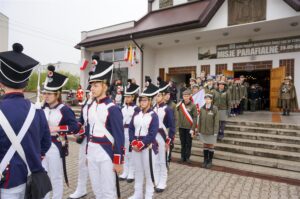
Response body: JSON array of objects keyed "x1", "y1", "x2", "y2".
[{"x1": 172, "y1": 120, "x2": 300, "y2": 180}]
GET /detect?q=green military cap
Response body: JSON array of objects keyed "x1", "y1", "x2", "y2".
[{"x1": 182, "y1": 89, "x2": 192, "y2": 95}]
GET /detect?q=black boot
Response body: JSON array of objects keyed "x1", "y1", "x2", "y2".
[
  {"x1": 206, "y1": 150, "x2": 214, "y2": 169},
  {"x1": 202, "y1": 149, "x2": 209, "y2": 168},
  {"x1": 287, "y1": 110, "x2": 290, "y2": 116}
]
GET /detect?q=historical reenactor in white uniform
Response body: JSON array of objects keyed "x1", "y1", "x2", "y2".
[
  {"x1": 278, "y1": 76, "x2": 298, "y2": 116},
  {"x1": 163, "y1": 87, "x2": 177, "y2": 163},
  {"x1": 128, "y1": 83, "x2": 159, "y2": 199},
  {"x1": 87, "y1": 55, "x2": 124, "y2": 199},
  {"x1": 119, "y1": 82, "x2": 140, "y2": 183},
  {"x1": 153, "y1": 81, "x2": 175, "y2": 193},
  {"x1": 197, "y1": 94, "x2": 219, "y2": 169},
  {"x1": 0, "y1": 43, "x2": 52, "y2": 198},
  {"x1": 42, "y1": 65, "x2": 79, "y2": 199},
  {"x1": 69, "y1": 83, "x2": 93, "y2": 199}
]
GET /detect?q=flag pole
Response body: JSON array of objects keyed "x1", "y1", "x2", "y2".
[
  {"x1": 35, "y1": 64, "x2": 42, "y2": 108},
  {"x1": 130, "y1": 35, "x2": 144, "y2": 88}
]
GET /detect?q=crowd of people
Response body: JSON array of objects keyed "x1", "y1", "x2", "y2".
[{"x1": 0, "y1": 43, "x2": 298, "y2": 199}]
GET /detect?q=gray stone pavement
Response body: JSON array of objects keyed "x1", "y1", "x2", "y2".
[{"x1": 59, "y1": 143, "x2": 300, "y2": 199}]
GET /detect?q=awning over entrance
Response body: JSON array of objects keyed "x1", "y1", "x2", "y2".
[{"x1": 75, "y1": 0, "x2": 225, "y2": 49}]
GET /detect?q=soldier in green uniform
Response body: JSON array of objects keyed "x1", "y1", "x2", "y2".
[
  {"x1": 213, "y1": 81, "x2": 231, "y2": 140},
  {"x1": 240, "y1": 75, "x2": 249, "y2": 112},
  {"x1": 232, "y1": 78, "x2": 241, "y2": 116},
  {"x1": 189, "y1": 78, "x2": 197, "y2": 90},
  {"x1": 204, "y1": 76, "x2": 215, "y2": 95},
  {"x1": 176, "y1": 89, "x2": 198, "y2": 164},
  {"x1": 227, "y1": 77, "x2": 235, "y2": 116},
  {"x1": 249, "y1": 85, "x2": 259, "y2": 112},
  {"x1": 278, "y1": 76, "x2": 298, "y2": 115},
  {"x1": 192, "y1": 84, "x2": 200, "y2": 95},
  {"x1": 197, "y1": 94, "x2": 219, "y2": 169}
]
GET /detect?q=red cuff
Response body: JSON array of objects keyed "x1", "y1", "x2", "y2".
[
  {"x1": 166, "y1": 138, "x2": 171, "y2": 145},
  {"x1": 131, "y1": 140, "x2": 138, "y2": 147},
  {"x1": 113, "y1": 154, "x2": 122, "y2": 165},
  {"x1": 136, "y1": 141, "x2": 145, "y2": 151},
  {"x1": 59, "y1": 125, "x2": 69, "y2": 131},
  {"x1": 78, "y1": 128, "x2": 85, "y2": 135}
]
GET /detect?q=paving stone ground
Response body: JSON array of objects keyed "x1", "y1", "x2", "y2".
[{"x1": 60, "y1": 143, "x2": 300, "y2": 199}]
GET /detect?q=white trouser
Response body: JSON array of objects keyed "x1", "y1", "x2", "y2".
[
  {"x1": 154, "y1": 133, "x2": 168, "y2": 189},
  {"x1": 0, "y1": 183, "x2": 26, "y2": 199},
  {"x1": 120, "y1": 128, "x2": 134, "y2": 179},
  {"x1": 42, "y1": 143, "x2": 63, "y2": 199},
  {"x1": 73, "y1": 138, "x2": 88, "y2": 194},
  {"x1": 87, "y1": 144, "x2": 116, "y2": 199},
  {"x1": 131, "y1": 149, "x2": 156, "y2": 199}
]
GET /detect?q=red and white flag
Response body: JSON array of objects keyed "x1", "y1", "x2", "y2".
[
  {"x1": 192, "y1": 89, "x2": 205, "y2": 113},
  {"x1": 80, "y1": 59, "x2": 89, "y2": 71},
  {"x1": 124, "y1": 47, "x2": 129, "y2": 61}
]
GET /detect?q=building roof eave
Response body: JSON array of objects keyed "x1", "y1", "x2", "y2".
[{"x1": 75, "y1": 0, "x2": 225, "y2": 49}]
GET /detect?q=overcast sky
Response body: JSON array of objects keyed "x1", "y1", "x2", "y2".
[{"x1": 0, "y1": 0, "x2": 147, "y2": 65}]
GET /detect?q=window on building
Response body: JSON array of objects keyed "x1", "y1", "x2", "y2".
[
  {"x1": 201, "y1": 65, "x2": 210, "y2": 76},
  {"x1": 103, "y1": 50, "x2": 113, "y2": 62},
  {"x1": 159, "y1": 0, "x2": 173, "y2": 9},
  {"x1": 215, "y1": 64, "x2": 228, "y2": 75},
  {"x1": 112, "y1": 67, "x2": 128, "y2": 85},
  {"x1": 280, "y1": 59, "x2": 295, "y2": 80},
  {"x1": 114, "y1": 48, "x2": 124, "y2": 61}
]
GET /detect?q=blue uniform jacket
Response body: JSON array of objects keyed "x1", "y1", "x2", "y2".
[
  {"x1": 128, "y1": 108, "x2": 159, "y2": 151},
  {"x1": 0, "y1": 93, "x2": 51, "y2": 189},
  {"x1": 155, "y1": 103, "x2": 176, "y2": 141},
  {"x1": 89, "y1": 97, "x2": 125, "y2": 164}
]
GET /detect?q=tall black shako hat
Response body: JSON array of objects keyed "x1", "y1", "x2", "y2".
[
  {"x1": 0, "y1": 43, "x2": 39, "y2": 88},
  {"x1": 158, "y1": 81, "x2": 170, "y2": 93},
  {"x1": 145, "y1": 76, "x2": 152, "y2": 84},
  {"x1": 140, "y1": 83, "x2": 159, "y2": 98},
  {"x1": 43, "y1": 65, "x2": 68, "y2": 92},
  {"x1": 124, "y1": 83, "x2": 140, "y2": 96},
  {"x1": 85, "y1": 71, "x2": 93, "y2": 93},
  {"x1": 89, "y1": 55, "x2": 113, "y2": 84}
]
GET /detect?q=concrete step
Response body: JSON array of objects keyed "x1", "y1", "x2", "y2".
[
  {"x1": 219, "y1": 137, "x2": 300, "y2": 152},
  {"x1": 171, "y1": 152, "x2": 300, "y2": 181},
  {"x1": 172, "y1": 146, "x2": 300, "y2": 172},
  {"x1": 225, "y1": 130, "x2": 300, "y2": 145},
  {"x1": 225, "y1": 124, "x2": 300, "y2": 137},
  {"x1": 226, "y1": 120, "x2": 300, "y2": 131},
  {"x1": 174, "y1": 138, "x2": 300, "y2": 162}
]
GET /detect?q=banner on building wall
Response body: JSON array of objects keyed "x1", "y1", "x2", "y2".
[
  {"x1": 217, "y1": 36, "x2": 300, "y2": 58},
  {"x1": 198, "y1": 36, "x2": 300, "y2": 60}
]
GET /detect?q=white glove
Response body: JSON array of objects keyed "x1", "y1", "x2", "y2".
[{"x1": 189, "y1": 130, "x2": 194, "y2": 135}]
